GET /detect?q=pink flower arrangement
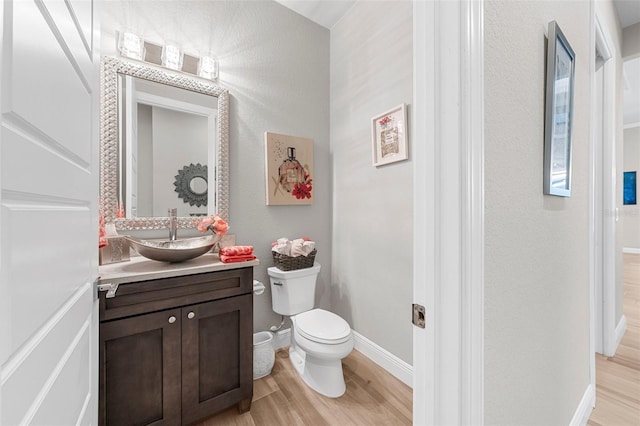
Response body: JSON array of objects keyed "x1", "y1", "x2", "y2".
[
  {"x1": 292, "y1": 172, "x2": 313, "y2": 200},
  {"x1": 379, "y1": 116, "x2": 392, "y2": 127},
  {"x1": 197, "y1": 215, "x2": 229, "y2": 237}
]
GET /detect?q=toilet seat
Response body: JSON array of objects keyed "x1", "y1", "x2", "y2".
[{"x1": 294, "y1": 309, "x2": 352, "y2": 344}]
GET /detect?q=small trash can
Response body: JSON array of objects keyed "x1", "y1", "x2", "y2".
[{"x1": 253, "y1": 331, "x2": 275, "y2": 379}]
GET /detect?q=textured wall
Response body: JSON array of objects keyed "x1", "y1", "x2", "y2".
[
  {"x1": 484, "y1": 1, "x2": 591, "y2": 423},
  {"x1": 101, "y1": 1, "x2": 331, "y2": 333},
  {"x1": 330, "y1": 1, "x2": 413, "y2": 364},
  {"x1": 623, "y1": 126, "x2": 640, "y2": 249}
]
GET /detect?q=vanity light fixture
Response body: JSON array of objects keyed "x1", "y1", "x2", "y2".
[
  {"x1": 118, "y1": 31, "x2": 144, "y2": 60},
  {"x1": 161, "y1": 42, "x2": 183, "y2": 70},
  {"x1": 198, "y1": 56, "x2": 219, "y2": 80},
  {"x1": 116, "y1": 30, "x2": 218, "y2": 80}
]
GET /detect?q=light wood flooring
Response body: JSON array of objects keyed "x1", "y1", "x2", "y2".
[
  {"x1": 588, "y1": 253, "x2": 640, "y2": 426},
  {"x1": 197, "y1": 348, "x2": 412, "y2": 425},
  {"x1": 195, "y1": 255, "x2": 640, "y2": 426}
]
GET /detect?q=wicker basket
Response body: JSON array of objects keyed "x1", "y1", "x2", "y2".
[{"x1": 272, "y1": 249, "x2": 317, "y2": 271}]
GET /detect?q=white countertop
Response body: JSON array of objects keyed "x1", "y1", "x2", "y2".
[{"x1": 98, "y1": 253, "x2": 260, "y2": 285}]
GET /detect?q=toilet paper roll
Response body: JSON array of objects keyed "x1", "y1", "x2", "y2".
[{"x1": 253, "y1": 280, "x2": 265, "y2": 296}]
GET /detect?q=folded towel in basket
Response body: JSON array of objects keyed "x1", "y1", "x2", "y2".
[
  {"x1": 220, "y1": 254, "x2": 257, "y2": 264},
  {"x1": 219, "y1": 245, "x2": 254, "y2": 257}
]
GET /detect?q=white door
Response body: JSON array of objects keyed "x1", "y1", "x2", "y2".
[{"x1": 0, "y1": 0, "x2": 99, "y2": 424}]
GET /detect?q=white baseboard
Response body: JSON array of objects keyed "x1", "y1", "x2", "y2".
[
  {"x1": 623, "y1": 247, "x2": 640, "y2": 254},
  {"x1": 614, "y1": 315, "x2": 627, "y2": 353},
  {"x1": 268, "y1": 328, "x2": 413, "y2": 388},
  {"x1": 273, "y1": 328, "x2": 291, "y2": 350},
  {"x1": 352, "y1": 331, "x2": 413, "y2": 388},
  {"x1": 570, "y1": 384, "x2": 595, "y2": 426}
]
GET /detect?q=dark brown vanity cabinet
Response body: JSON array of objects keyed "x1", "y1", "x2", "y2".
[{"x1": 99, "y1": 267, "x2": 253, "y2": 426}]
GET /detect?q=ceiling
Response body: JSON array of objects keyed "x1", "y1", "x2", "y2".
[
  {"x1": 280, "y1": 0, "x2": 640, "y2": 31},
  {"x1": 274, "y1": 0, "x2": 355, "y2": 29},
  {"x1": 613, "y1": 0, "x2": 640, "y2": 29},
  {"x1": 278, "y1": 0, "x2": 640, "y2": 124},
  {"x1": 614, "y1": 0, "x2": 640, "y2": 126}
]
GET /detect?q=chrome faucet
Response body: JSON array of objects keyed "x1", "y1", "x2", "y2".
[{"x1": 168, "y1": 208, "x2": 178, "y2": 241}]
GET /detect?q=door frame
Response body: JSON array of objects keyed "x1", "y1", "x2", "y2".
[
  {"x1": 590, "y1": 13, "x2": 617, "y2": 393},
  {"x1": 413, "y1": 0, "x2": 484, "y2": 424}
]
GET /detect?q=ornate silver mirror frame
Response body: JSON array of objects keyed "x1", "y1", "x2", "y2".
[{"x1": 100, "y1": 56, "x2": 229, "y2": 230}]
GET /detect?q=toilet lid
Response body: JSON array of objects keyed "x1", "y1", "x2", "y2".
[{"x1": 295, "y1": 309, "x2": 351, "y2": 344}]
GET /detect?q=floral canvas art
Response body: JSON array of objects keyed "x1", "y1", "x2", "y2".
[{"x1": 265, "y1": 132, "x2": 314, "y2": 205}]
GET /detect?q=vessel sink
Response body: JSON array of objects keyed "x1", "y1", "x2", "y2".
[{"x1": 124, "y1": 235, "x2": 218, "y2": 263}]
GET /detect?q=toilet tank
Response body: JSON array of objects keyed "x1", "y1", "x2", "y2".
[{"x1": 267, "y1": 263, "x2": 321, "y2": 316}]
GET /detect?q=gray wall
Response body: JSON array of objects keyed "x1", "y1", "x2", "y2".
[
  {"x1": 101, "y1": 0, "x2": 331, "y2": 333},
  {"x1": 330, "y1": 1, "x2": 413, "y2": 364},
  {"x1": 622, "y1": 22, "x2": 640, "y2": 59},
  {"x1": 623, "y1": 126, "x2": 640, "y2": 249},
  {"x1": 484, "y1": 1, "x2": 592, "y2": 423},
  {"x1": 151, "y1": 107, "x2": 208, "y2": 217}
]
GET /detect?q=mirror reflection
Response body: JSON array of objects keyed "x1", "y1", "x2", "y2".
[
  {"x1": 99, "y1": 57, "x2": 229, "y2": 231},
  {"x1": 118, "y1": 76, "x2": 217, "y2": 218}
]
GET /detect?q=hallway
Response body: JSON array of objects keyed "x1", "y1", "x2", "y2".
[{"x1": 588, "y1": 253, "x2": 640, "y2": 425}]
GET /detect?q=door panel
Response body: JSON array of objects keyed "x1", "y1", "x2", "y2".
[
  {"x1": 66, "y1": 0, "x2": 93, "y2": 55},
  {"x1": 181, "y1": 295, "x2": 253, "y2": 424},
  {"x1": 10, "y1": 0, "x2": 92, "y2": 163},
  {"x1": 0, "y1": 0, "x2": 98, "y2": 424},
  {"x1": 1, "y1": 283, "x2": 93, "y2": 425},
  {"x1": 0, "y1": 125, "x2": 93, "y2": 200},
  {"x1": 30, "y1": 320, "x2": 92, "y2": 425},
  {"x1": 100, "y1": 309, "x2": 182, "y2": 426},
  {"x1": 2, "y1": 204, "x2": 92, "y2": 353}
]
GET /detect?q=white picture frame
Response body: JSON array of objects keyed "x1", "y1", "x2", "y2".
[{"x1": 371, "y1": 104, "x2": 409, "y2": 167}]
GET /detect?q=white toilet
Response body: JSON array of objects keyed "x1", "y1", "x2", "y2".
[{"x1": 267, "y1": 262, "x2": 354, "y2": 398}]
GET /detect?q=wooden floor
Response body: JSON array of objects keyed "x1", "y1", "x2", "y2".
[
  {"x1": 197, "y1": 348, "x2": 412, "y2": 426},
  {"x1": 195, "y1": 255, "x2": 640, "y2": 425},
  {"x1": 588, "y1": 253, "x2": 640, "y2": 426}
]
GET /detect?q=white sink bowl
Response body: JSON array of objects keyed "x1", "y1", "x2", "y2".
[{"x1": 124, "y1": 235, "x2": 218, "y2": 263}]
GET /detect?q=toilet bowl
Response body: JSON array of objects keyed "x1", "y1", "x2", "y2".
[
  {"x1": 268, "y1": 263, "x2": 353, "y2": 397},
  {"x1": 289, "y1": 308, "x2": 354, "y2": 397}
]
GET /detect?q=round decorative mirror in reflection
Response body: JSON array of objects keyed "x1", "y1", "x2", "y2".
[
  {"x1": 174, "y1": 163, "x2": 208, "y2": 207},
  {"x1": 190, "y1": 176, "x2": 208, "y2": 194}
]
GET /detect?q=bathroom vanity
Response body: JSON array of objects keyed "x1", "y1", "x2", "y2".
[{"x1": 97, "y1": 254, "x2": 259, "y2": 425}]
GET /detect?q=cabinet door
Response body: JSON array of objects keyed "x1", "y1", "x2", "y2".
[
  {"x1": 100, "y1": 309, "x2": 182, "y2": 426},
  {"x1": 181, "y1": 294, "x2": 253, "y2": 424}
]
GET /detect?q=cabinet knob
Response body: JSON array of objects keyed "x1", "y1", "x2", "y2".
[
  {"x1": 168, "y1": 316, "x2": 176, "y2": 324},
  {"x1": 188, "y1": 312, "x2": 195, "y2": 319}
]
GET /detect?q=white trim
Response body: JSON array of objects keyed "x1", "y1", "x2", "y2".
[
  {"x1": 614, "y1": 315, "x2": 627, "y2": 353},
  {"x1": 413, "y1": 0, "x2": 484, "y2": 424},
  {"x1": 589, "y1": 0, "x2": 599, "y2": 394},
  {"x1": 569, "y1": 384, "x2": 595, "y2": 426},
  {"x1": 352, "y1": 331, "x2": 413, "y2": 388},
  {"x1": 413, "y1": 0, "x2": 437, "y2": 423},
  {"x1": 623, "y1": 121, "x2": 640, "y2": 129},
  {"x1": 623, "y1": 247, "x2": 640, "y2": 254},
  {"x1": 271, "y1": 328, "x2": 414, "y2": 388},
  {"x1": 461, "y1": 0, "x2": 484, "y2": 423},
  {"x1": 594, "y1": 11, "x2": 618, "y2": 359},
  {"x1": 272, "y1": 328, "x2": 291, "y2": 350},
  {"x1": 134, "y1": 90, "x2": 217, "y2": 117}
]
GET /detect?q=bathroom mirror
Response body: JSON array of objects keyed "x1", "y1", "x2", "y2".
[{"x1": 100, "y1": 56, "x2": 229, "y2": 230}]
